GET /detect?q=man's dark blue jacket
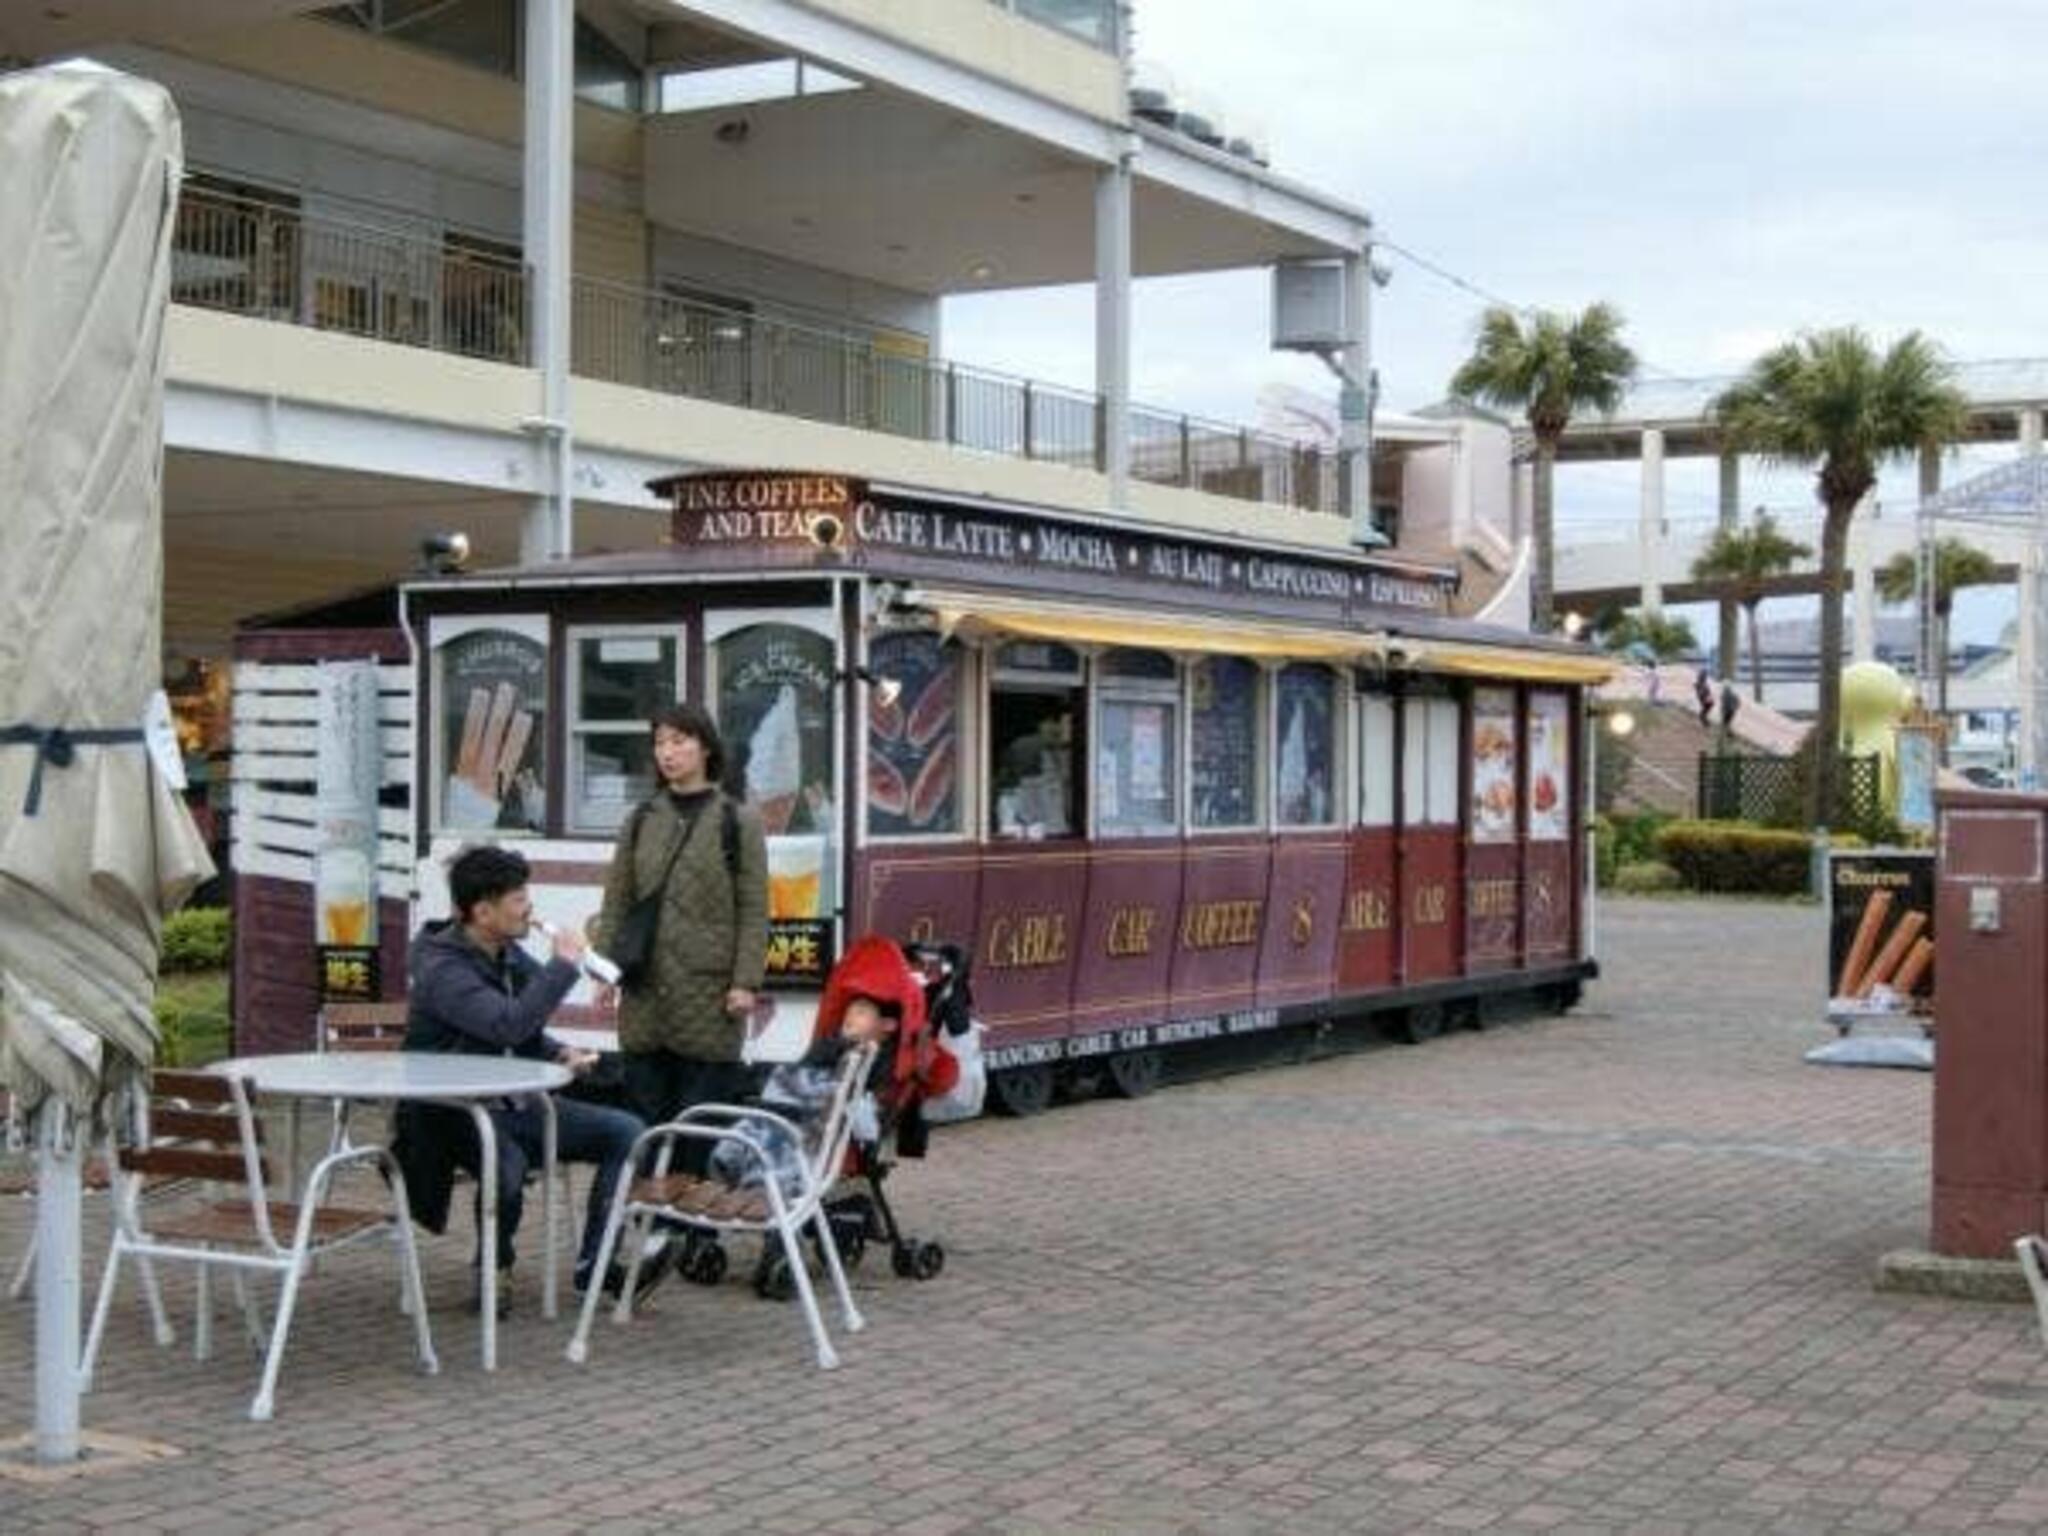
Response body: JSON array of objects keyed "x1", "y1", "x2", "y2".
[{"x1": 391, "y1": 920, "x2": 579, "y2": 1233}]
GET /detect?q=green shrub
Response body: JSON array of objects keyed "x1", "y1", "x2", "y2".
[
  {"x1": 161, "y1": 907, "x2": 230, "y2": 973},
  {"x1": 1593, "y1": 816, "x2": 1619, "y2": 889},
  {"x1": 1654, "y1": 820, "x2": 1813, "y2": 895},
  {"x1": 1613, "y1": 860, "x2": 1683, "y2": 894},
  {"x1": 153, "y1": 993, "x2": 231, "y2": 1067},
  {"x1": 1610, "y1": 811, "x2": 1672, "y2": 867}
]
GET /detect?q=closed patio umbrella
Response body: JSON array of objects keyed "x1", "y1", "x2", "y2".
[{"x1": 0, "y1": 63, "x2": 212, "y2": 1464}]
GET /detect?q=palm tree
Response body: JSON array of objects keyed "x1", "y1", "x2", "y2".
[
  {"x1": 1598, "y1": 608, "x2": 1697, "y2": 662},
  {"x1": 1450, "y1": 303, "x2": 1638, "y2": 632},
  {"x1": 1713, "y1": 330, "x2": 1968, "y2": 828},
  {"x1": 1689, "y1": 512, "x2": 1812, "y2": 703},
  {"x1": 1875, "y1": 536, "x2": 1999, "y2": 718}
]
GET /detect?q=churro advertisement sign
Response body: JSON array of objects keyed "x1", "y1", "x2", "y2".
[
  {"x1": 315, "y1": 660, "x2": 381, "y2": 1001},
  {"x1": 434, "y1": 617, "x2": 547, "y2": 834},
  {"x1": 1828, "y1": 851, "x2": 1935, "y2": 1015}
]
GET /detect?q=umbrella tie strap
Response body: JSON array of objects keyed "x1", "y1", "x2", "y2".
[{"x1": 0, "y1": 724, "x2": 147, "y2": 816}]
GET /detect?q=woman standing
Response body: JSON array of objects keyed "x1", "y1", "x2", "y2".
[{"x1": 593, "y1": 702, "x2": 769, "y2": 1159}]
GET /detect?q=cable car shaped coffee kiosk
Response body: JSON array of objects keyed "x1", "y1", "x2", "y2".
[{"x1": 394, "y1": 470, "x2": 1607, "y2": 1113}]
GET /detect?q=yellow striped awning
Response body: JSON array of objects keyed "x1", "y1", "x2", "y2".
[
  {"x1": 904, "y1": 586, "x2": 1386, "y2": 663},
  {"x1": 1404, "y1": 641, "x2": 1617, "y2": 685}
]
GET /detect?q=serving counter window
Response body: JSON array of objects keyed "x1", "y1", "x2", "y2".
[
  {"x1": 866, "y1": 630, "x2": 965, "y2": 838},
  {"x1": 565, "y1": 625, "x2": 684, "y2": 834},
  {"x1": 1403, "y1": 693, "x2": 1462, "y2": 826},
  {"x1": 990, "y1": 641, "x2": 1081, "y2": 839},
  {"x1": 430, "y1": 615, "x2": 548, "y2": 834},
  {"x1": 1357, "y1": 690, "x2": 1395, "y2": 827},
  {"x1": 1274, "y1": 663, "x2": 1337, "y2": 827},
  {"x1": 1190, "y1": 655, "x2": 1262, "y2": 831},
  {"x1": 1095, "y1": 648, "x2": 1180, "y2": 837}
]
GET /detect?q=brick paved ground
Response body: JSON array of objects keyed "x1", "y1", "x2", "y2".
[{"x1": 6, "y1": 897, "x2": 2047, "y2": 1533}]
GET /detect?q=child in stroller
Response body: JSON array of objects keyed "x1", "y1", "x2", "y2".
[{"x1": 686, "y1": 934, "x2": 966, "y2": 1298}]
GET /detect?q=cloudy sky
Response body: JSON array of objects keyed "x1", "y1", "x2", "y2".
[{"x1": 944, "y1": 0, "x2": 2048, "y2": 573}]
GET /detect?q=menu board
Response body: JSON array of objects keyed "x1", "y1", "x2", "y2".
[
  {"x1": 1190, "y1": 656, "x2": 1259, "y2": 828},
  {"x1": 1275, "y1": 664, "x2": 1335, "y2": 825},
  {"x1": 1525, "y1": 692, "x2": 1570, "y2": 842},
  {"x1": 435, "y1": 619, "x2": 547, "y2": 832},
  {"x1": 1470, "y1": 686, "x2": 1518, "y2": 843},
  {"x1": 867, "y1": 631, "x2": 961, "y2": 837}
]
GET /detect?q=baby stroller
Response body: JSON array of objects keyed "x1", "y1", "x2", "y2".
[{"x1": 687, "y1": 935, "x2": 972, "y2": 1300}]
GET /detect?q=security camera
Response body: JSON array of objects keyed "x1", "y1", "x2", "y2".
[{"x1": 420, "y1": 531, "x2": 471, "y2": 574}]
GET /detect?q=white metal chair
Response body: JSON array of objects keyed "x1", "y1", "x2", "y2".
[
  {"x1": 80, "y1": 1067, "x2": 437, "y2": 1422},
  {"x1": 567, "y1": 1042, "x2": 876, "y2": 1372}
]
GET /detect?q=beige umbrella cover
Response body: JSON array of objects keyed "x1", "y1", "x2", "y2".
[{"x1": 0, "y1": 64, "x2": 213, "y2": 1124}]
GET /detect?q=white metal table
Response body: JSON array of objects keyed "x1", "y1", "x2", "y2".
[{"x1": 213, "y1": 1052, "x2": 572, "y2": 1371}]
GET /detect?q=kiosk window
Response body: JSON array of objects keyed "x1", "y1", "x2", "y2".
[
  {"x1": 1402, "y1": 694, "x2": 1462, "y2": 827},
  {"x1": 1096, "y1": 649, "x2": 1179, "y2": 837},
  {"x1": 1190, "y1": 655, "x2": 1261, "y2": 830},
  {"x1": 1274, "y1": 663, "x2": 1337, "y2": 826},
  {"x1": 867, "y1": 631, "x2": 964, "y2": 837},
  {"x1": 1358, "y1": 691, "x2": 1395, "y2": 828},
  {"x1": 990, "y1": 648, "x2": 1080, "y2": 839},
  {"x1": 567, "y1": 627, "x2": 683, "y2": 834}
]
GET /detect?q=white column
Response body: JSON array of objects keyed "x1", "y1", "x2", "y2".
[
  {"x1": 522, "y1": 0, "x2": 574, "y2": 563},
  {"x1": 1341, "y1": 248, "x2": 1376, "y2": 545},
  {"x1": 1638, "y1": 427, "x2": 1665, "y2": 613},
  {"x1": 2022, "y1": 407, "x2": 2044, "y2": 459},
  {"x1": 1094, "y1": 143, "x2": 1134, "y2": 509},
  {"x1": 1851, "y1": 510, "x2": 1877, "y2": 662}
]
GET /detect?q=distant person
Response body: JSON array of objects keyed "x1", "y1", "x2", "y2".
[
  {"x1": 1646, "y1": 666, "x2": 1663, "y2": 705},
  {"x1": 1694, "y1": 668, "x2": 1714, "y2": 727},
  {"x1": 1720, "y1": 682, "x2": 1742, "y2": 730}
]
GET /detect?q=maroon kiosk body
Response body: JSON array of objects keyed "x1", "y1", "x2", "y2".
[{"x1": 227, "y1": 470, "x2": 1607, "y2": 1107}]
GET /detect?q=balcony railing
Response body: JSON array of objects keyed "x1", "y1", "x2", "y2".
[
  {"x1": 172, "y1": 184, "x2": 1340, "y2": 516},
  {"x1": 173, "y1": 185, "x2": 528, "y2": 365}
]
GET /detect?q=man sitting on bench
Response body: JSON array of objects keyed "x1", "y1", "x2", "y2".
[{"x1": 394, "y1": 844, "x2": 667, "y2": 1313}]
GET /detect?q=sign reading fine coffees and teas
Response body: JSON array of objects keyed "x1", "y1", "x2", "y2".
[{"x1": 650, "y1": 471, "x2": 1455, "y2": 620}]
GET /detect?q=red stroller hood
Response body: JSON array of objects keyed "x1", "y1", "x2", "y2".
[{"x1": 816, "y1": 935, "x2": 958, "y2": 1102}]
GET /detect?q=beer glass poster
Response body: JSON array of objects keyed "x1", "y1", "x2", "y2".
[{"x1": 434, "y1": 617, "x2": 547, "y2": 833}]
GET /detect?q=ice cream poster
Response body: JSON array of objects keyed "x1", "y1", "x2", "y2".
[
  {"x1": 435, "y1": 620, "x2": 547, "y2": 833},
  {"x1": 1524, "y1": 691, "x2": 1569, "y2": 842},
  {"x1": 717, "y1": 623, "x2": 835, "y2": 836},
  {"x1": 1470, "y1": 687, "x2": 1518, "y2": 843},
  {"x1": 865, "y1": 631, "x2": 960, "y2": 837}
]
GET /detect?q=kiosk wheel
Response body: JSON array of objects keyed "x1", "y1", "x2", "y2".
[
  {"x1": 1107, "y1": 1048, "x2": 1163, "y2": 1099},
  {"x1": 1392, "y1": 1003, "x2": 1445, "y2": 1045},
  {"x1": 990, "y1": 1063, "x2": 1055, "y2": 1117}
]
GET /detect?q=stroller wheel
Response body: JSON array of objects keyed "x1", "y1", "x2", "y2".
[
  {"x1": 679, "y1": 1235, "x2": 728, "y2": 1286},
  {"x1": 754, "y1": 1250, "x2": 796, "y2": 1302},
  {"x1": 911, "y1": 1240, "x2": 945, "y2": 1281},
  {"x1": 817, "y1": 1209, "x2": 867, "y2": 1268}
]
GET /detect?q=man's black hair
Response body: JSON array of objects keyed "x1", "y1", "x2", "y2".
[
  {"x1": 448, "y1": 844, "x2": 531, "y2": 919},
  {"x1": 650, "y1": 700, "x2": 725, "y2": 784}
]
